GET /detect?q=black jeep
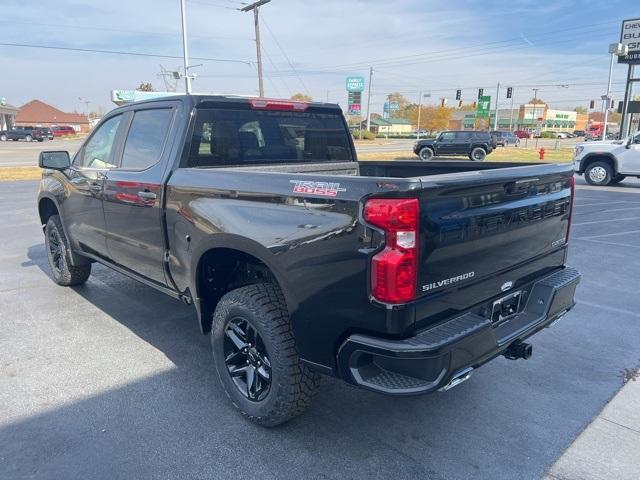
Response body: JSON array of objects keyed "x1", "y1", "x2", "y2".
[{"x1": 414, "y1": 130, "x2": 495, "y2": 161}]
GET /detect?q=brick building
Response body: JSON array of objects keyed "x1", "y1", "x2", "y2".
[{"x1": 15, "y1": 100, "x2": 90, "y2": 133}]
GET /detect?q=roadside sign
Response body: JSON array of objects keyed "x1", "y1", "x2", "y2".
[
  {"x1": 110, "y1": 90, "x2": 175, "y2": 105},
  {"x1": 476, "y1": 95, "x2": 491, "y2": 118},
  {"x1": 618, "y1": 18, "x2": 640, "y2": 64},
  {"x1": 346, "y1": 76, "x2": 365, "y2": 92},
  {"x1": 347, "y1": 91, "x2": 362, "y2": 115}
]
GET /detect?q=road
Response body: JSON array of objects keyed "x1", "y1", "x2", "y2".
[
  {"x1": 1, "y1": 178, "x2": 639, "y2": 479},
  {"x1": 0, "y1": 137, "x2": 580, "y2": 166}
]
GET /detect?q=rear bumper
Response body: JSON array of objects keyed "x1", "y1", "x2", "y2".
[{"x1": 336, "y1": 267, "x2": 580, "y2": 395}]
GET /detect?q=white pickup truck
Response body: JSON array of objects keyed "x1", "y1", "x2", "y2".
[{"x1": 573, "y1": 131, "x2": 640, "y2": 186}]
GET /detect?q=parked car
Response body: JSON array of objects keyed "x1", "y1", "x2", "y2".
[
  {"x1": 573, "y1": 131, "x2": 640, "y2": 185},
  {"x1": 514, "y1": 130, "x2": 530, "y2": 139},
  {"x1": 555, "y1": 132, "x2": 569, "y2": 139},
  {"x1": 37, "y1": 95, "x2": 580, "y2": 426},
  {"x1": 491, "y1": 130, "x2": 520, "y2": 147},
  {"x1": 38, "y1": 127, "x2": 54, "y2": 140},
  {"x1": 414, "y1": 130, "x2": 495, "y2": 161},
  {"x1": 0, "y1": 126, "x2": 46, "y2": 142},
  {"x1": 51, "y1": 125, "x2": 76, "y2": 137},
  {"x1": 573, "y1": 130, "x2": 585, "y2": 137}
]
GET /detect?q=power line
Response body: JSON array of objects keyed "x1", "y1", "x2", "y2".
[
  {"x1": 0, "y1": 42, "x2": 253, "y2": 64},
  {"x1": 0, "y1": 20, "x2": 253, "y2": 42},
  {"x1": 260, "y1": 15, "x2": 310, "y2": 96}
]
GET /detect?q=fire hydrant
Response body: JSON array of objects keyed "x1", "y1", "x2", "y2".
[{"x1": 539, "y1": 147, "x2": 545, "y2": 160}]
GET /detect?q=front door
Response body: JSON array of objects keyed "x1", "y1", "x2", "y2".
[
  {"x1": 62, "y1": 114, "x2": 126, "y2": 258},
  {"x1": 435, "y1": 131, "x2": 457, "y2": 155},
  {"x1": 103, "y1": 105, "x2": 176, "y2": 285},
  {"x1": 618, "y1": 132, "x2": 640, "y2": 174}
]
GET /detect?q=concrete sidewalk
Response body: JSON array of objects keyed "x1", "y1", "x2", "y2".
[{"x1": 545, "y1": 372, "x2": 640, "y2": 480}]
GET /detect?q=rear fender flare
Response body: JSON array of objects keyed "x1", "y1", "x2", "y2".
[{"x1": 189, "y1": 234, "x2": 296, "y2": 328}]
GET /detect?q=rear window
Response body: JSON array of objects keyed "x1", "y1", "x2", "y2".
[{"x1": 186, "y1": 107, "x2": 352, "y2": 167}]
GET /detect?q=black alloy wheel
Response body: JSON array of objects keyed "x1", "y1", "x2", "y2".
[
  {"x1": 47, "y1": 226, "x2": 64, "y2": 274},
  {"x1": 224, "y1": 317, "x2": 272, "y2": 401}
]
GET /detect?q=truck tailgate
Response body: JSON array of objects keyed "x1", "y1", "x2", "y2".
[{"x1": 417, "y1": 166, "x2": 573, "y2": 297}]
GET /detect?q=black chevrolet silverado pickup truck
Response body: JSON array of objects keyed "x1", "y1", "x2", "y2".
[{"x1": 37, "y1": 95, "x2": 580, "y2": 426}]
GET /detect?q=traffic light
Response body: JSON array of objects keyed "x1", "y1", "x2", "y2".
[
  {"x1": 610, "y1": 99, "x2": 615, "y2": 109},
  {"x1": 440, "y1": 98, "x2": 448, "y2": 107},
  {"x1": 458, "y1": 100, "x2": 463, "y2": 108},
  {"x1": 455, "y1": 89, "x2": 461, "y2": 100},
  {"x1": 472, "y1": 101, "x2": 477, "y2": 108},
  {"x1": 506, "y1": 87, "x2": 512, "y2": 99},
  {"x1": 478, "y1": 88, "x2": 483, "y2": 99},
  {"x1": 589, "y1": 100, "x2": 595, "y2": 109}
]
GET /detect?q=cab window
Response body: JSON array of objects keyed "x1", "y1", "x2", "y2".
[
  {"x1": 75, "y1": 115, "x2": 123, "y2": 169},
  {"x1": 120, "y1": 109, "x2": 173, "y2": 170}
]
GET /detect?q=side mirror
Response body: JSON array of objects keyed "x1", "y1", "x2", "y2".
[{"x1": 39, "y1": 151, "x2": 70, "y2": 170}]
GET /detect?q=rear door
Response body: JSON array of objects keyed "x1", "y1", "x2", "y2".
[
  {"x1": 452, "y1": 131, "x2": 472, "y2": 154},
  {"x1": 416, "y1": 166, "x2": 573, "y2": 297},
  {"x1": 102, "y1": 103, "x2": 177, "y2": 284}
]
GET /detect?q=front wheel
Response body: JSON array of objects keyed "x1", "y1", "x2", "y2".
[
  {"x1": 469, "y1": 147, "x2": 486, "y2": 161},
  {"x1": 418, "y1": 146, "x2": 434, "y2": 160},
  {"x1": 25, "y1": 135, "x2": 32, "y2": 142},
  {"x1": 585, "y1": 161, "x2": 613, "y2": 186},
  {"x1": 0, "y1": 134, "x2": 6, "y2": 141},
  {"x1": 45, "y1": 215, "x2": 91, "y2": 286},
  {"x1": 211, "y1": 283, "x2": 320, "y2": 427}
]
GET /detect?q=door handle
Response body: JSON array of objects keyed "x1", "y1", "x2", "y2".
[{"x1": 137, "y1": 191, "x2": 157, "y2": 200}]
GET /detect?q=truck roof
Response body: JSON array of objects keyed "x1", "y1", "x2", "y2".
[{"x1": 115, "y1": 94, "x2": 341, "y2": 112}]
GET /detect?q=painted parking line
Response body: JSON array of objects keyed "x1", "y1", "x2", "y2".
[
  {"x1": 572, "y1": 216, "x2": 640, "y2": 226},
  {"x1": 574, "y1": 237, "x2": 640, "y2": 249},
  {"x1": 574, "y1": 229, "x2": 640, "y2": 240},
  {"x1": 573, "y1": 206, "x2": 640, "y2": 216},
  {"x1": 574, "y1": 201, "x2": 640, "y2": 208}
]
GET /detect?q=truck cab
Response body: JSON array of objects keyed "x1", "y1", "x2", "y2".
[{"x1": 573, "y1": 131, "x2": 640, "y2": 185}]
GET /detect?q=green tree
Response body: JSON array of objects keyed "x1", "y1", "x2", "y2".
[
  {"x1": 574, "y1": 106, "x2": 587, "y2": 114},
  {"x1": 291, "y1": 93, "x2": 313, "y2": 102}
]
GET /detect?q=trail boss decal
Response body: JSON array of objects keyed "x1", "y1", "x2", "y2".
[
  {"x1": 422, "y1": 271, "x2": 475, "y2": 292},
  {"x1": 290, "y1": 180, "x2": 347, "y2": 197}
]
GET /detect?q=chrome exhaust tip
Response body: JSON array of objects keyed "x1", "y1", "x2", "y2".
[{"x1": 439, "y1": 367, "x2": 474, "y2": 392}]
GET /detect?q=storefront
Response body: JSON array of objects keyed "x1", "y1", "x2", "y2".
[{"x1": 0, "y1": 98, "x2": 18, "y2": 131}]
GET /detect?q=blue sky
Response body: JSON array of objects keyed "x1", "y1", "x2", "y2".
[{"x1": 0, "y1": 0, "x2": 638, "y2": 115}]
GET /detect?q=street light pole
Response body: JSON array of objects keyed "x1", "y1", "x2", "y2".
[
  {"x1": 241, "y1": 0, "x2": 271, "y2": 98},
  {"x1": 603, "y1": 43, "x2": 629, "y2": 140},
  {"x1": 417, "y1": 91, "x2": 423, "y2": 140},
  {"x1": 179, "y1": 0, "x2": 192, "y2": 94},
  {"x1": 532, "y1": 88, "x2": 540, "y2": 133},
  {"x1": 365, "y1": 67, "x2": 373, "y2": 132},
  {"x1": 508, "y1": 88, "x2": 515, "y2": 131},
  {"x1": 493, "y1": 82, "x2": 500, "y2": 130}
]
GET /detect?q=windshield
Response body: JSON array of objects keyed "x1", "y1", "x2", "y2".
[{"x1": 186, "y1": 107, "x2": 353, "y2": 167}]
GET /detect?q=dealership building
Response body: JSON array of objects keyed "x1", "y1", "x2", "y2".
[{"x1": 0, "y1": 99, "x2": 18, "y2": 131}]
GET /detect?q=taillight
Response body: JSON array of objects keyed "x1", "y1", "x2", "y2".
[
  {"x1": 364, "y1": 198, "x2": 419, "y2": 303},
  {"x1": 566, "y1": 175, "x2": 575, "y2": 242},
  {"x1": 248, "y1": 98, "x2": 308, "y2": 111}
]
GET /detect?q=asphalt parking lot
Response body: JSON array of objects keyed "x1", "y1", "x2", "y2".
[{"x1": 1, "y1": 177, "x2": 639, "y2": 480}]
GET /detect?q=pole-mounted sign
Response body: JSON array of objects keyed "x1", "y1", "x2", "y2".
[
  {"x1": 476, "y1": 95, "x2": 491, "y2": 118},
  {"x1": 618, "y1": 17, "x2": 640, "y2": 64},
  {"x1": 346, "y1": 76, "x2": 365, "y2": 115}
]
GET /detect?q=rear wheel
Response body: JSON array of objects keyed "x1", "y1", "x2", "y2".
[
  {"x1": 211, "y1": 283, "x2": 320, "y2": 427},
  {"x1": 469, "y1": 147, "x2": 486, "y2": 161},
  {"x1": 418, "y1": 146, "x2": 434, "y2": 160},
  {"x1": 585, "y1": 161, "x2": 613, "y2": 186},
  {"x1": 45, "y1": 215, "x2": 91, "y2": 286}
]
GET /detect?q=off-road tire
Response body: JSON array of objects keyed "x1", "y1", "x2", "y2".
[
  {"x1": 585, "y1": 161, "x2": 613, "y2": 186},
  {"x1": 469, "y1": 147, "x2": 486, "y2": 161},
  {"x1": 25, "y1": 135, "x2": 32, "y2": 142},
  {"x1": 45, "y1": 215, "x2": 91, "y2": 286},
  {"x1": 0, "y1": 134, "x2": 6, "y2": 141},
  {"x1": 211, "y1": 283, "x2": 320, "y2": 427},
  {"x1": 418, "y1": 146, "x2": 434, "y2": 160}
]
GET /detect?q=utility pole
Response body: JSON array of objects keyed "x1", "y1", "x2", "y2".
[
  {"x1": 241, "y1": 0, "x2": 271, "y2": 97},
  {"x1": 532, "y1": 88, "x2": 540, "y2": 133},
  {"x1": 365, "y1": 67, "x2": 373, "y2": 132},
  {"x1": 508, "y1": 88, "x2": 515, "y2": 131},
  {"x1": 417, "y1": 91, "x2": 424, "y2": 140},
  {"x1": 179, "y1": 0, "x2": 192, "y2": 94},
  {"x1": 493, "y1": 82, "x2": 500, "y2": 130}
]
